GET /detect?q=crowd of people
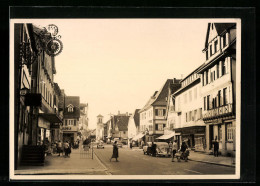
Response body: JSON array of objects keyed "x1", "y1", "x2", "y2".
[{"x1": 42, "y1": 139, "x2": 80, "y2": 158}]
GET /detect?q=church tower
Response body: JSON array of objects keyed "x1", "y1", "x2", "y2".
[{"x1": 96, "y1": 114, "x2": 104, "y2": 141}]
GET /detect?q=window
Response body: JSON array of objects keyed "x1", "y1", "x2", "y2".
[
  {"x1": 74, "y1": 120, "x2": 76, "y2": 126},
  {"x1": 65, "y1": 119, "x2": 67, "y2": 126},
  {"x1": 218, "y1": 90, "x2": 222, "y2": 106},
  {"x1": 210, "y1": 45, "x2": 212, "y2": 56},
  {"x1": 155, "y1": 124, "x2": 158, "y2": 130},
  {"x1": 163, "y1": 109, "x2": 166, "y2": 116},
  {"x1": 199, "y1": 108, "x2": 202, "y2": 119},
  {"x1": 226, "y1": 123, "x2": 233, "y2": 142},
  {"x1": 204, "y1": 97, "x2": 206, "y2": 110},
  {"x1": 191, "y1": 110, "x2": 194, "y2": 121},
  {"x1": 206, "y1": 70, "x2": 208, "y2": 84},
  {"x1": 214, "y1": 40, "x2": 218, "y2": 53},
  {"x1": 207, "y1": 95, "x2": 210, "y2": 110},
  {"x1": 68, "y1": 106, "x2": 74, "y2": 112},
  {"x1": 186, "y1": 113, "x2": 188, "y2": 122},
  {"x1": 206, "y1": 50, "x2": 208, "y2": 60},
  {"x1": 217, "y1": 63, "x2": 219, "y2": 78},
  {"x1": 223, "y1": 88, "x2": 228, "y2": 105},
  {"x1": 155, "y1": 109, "x2": 158, "y2": 116},
  {"x1": 194, "y1": 110, "x2": 197, "y2": 121},
  {"x1": 223, "y1": 34, "x2": 226, "y2": 47},
  {"x1": 149, "y1": 125, "x2": 153, "y2": 131},
  {"x1": 222, "y1": 61, "x2": 226, "y2": 75},
  {"x1": 189, "y1": 111, "x2": 192, "y2": 121}
]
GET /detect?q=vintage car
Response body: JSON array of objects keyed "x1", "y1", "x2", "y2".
[
  {"x1": 143, "y1": 142, "x2": 171, "y2": 157},
  {"x1": 155, "y1": 142, "x2": 171, "y2": 157},
  {"x1": 97, "y1": 140, "x2": 104, "y2": 149}
]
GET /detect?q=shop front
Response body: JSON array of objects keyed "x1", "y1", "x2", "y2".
[
  {"x1": 205, "y1": 117, "x2": 236, "y2": 156},
  {"x1": 62, "y1": 125, "x2": 78, "y2": 143},
  {"x1": 175, "y1": 126, "x2": 206, "y2": 152},
  {"x1": 38, "y1": 113, "x2": 63, "y2": 145}
]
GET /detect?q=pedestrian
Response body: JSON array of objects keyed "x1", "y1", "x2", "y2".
[
  {"x1": 151, "y1": 142, "x2": 156, "y2": 157},
  {"x1": 141, "y1": 140, "x2": 144, "y2": 148},
  {"x1": 110, "y1": 141, "x2": 119, "y2": 162},
  {"x1": 130, "y1": 140, "x2": 132, "y2": 149},
  {"x1": 64, "y1": 141, "x2": 69, "y2": 157},
  {"x1": 213, "y1": 136, "x2": 219, "y2": 157},
  {"x1": 57, "y1": 140, "x2": 63, "y2": 156},
  {"x1": 171, "y1": 140, "x2": 177, "y2": 162},
  {"x1": 168, "y1": 141, "x2": 173, "y2": 154}
]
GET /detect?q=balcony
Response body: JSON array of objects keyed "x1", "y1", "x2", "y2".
[{"x1": 203, "y1": 103, "x2": 234, "y2": 121}]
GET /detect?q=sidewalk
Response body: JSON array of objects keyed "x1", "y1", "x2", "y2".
[
  {"x1": 188, "y1": 151, "x2": 236, "y2": 168},
  {"x1": 15, "y1": 148, "x2": 108, "y2": 175}
]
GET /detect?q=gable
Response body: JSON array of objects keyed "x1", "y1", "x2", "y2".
[
  {"x1": 67, "y1": 104, "x2": 74, "y2": 108},
  {"x1": 207, "y1": 23, "x2": 218, "y2": 44}
]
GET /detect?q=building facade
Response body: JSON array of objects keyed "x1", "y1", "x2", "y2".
[
  {"x1": 62, "y1": 96, "x2": 80, "y2": 143},
  {"x1": 139, "y1": 79, "x2": 181, "y2": 143},
  {"x1": 127, "y1": 109, "x2": 140, "y2": 146},
  {"x1": 171, "y1": 66, "x2": 206, "y2": 151},
  {"x1": 197, "y1": 23, "x2": 236, "y2": 155}
]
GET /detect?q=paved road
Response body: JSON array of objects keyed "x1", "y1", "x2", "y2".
[{"x1": 94, "y1": 144, "x2": 235, "y2": 175}]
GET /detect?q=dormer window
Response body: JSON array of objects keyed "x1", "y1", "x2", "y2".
[{"x1": 67, "y1": 104, "x2": 74, "y2": 112}]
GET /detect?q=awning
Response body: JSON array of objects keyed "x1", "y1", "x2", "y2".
[
  {"x1": 132, "y1": 133, "x2": 145, "y2": 141},
  {"x1": 156, "y1": 132, "x2": 176, "y2": 140},
  {"x1": 39, "y1": 113, "x2": 63, "y2": 123}
]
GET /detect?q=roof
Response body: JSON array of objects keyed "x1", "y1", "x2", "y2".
[
  {"x1": 133, "y1": 109, "x2": 140, "y2": 127},
  {"x1": 114, "y1": 115, "x2": 130, "y2": 131},
  {"x1": 204, "y1": 23, "x2": 236, "y2": 48},
  {"x1": 139, "y1": 79, "x2": 181, "y2": 112},
  {"x1": 64, "y1": 96, "x2": 80, "y2": 118}
]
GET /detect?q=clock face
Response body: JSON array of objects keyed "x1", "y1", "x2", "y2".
[{"x1": 46, "y1": 24, "x2": 59, "y2": 37}]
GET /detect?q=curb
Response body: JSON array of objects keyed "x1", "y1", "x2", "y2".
[
  {"x1": 93, "y1": 151, "x2": 112, "y2": 175},
  {"x1": 189, "y1": 159, "x2": 235, "y2": 168}
]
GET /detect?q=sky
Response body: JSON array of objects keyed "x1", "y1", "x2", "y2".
[{"x1": 17, "y1": 19, "x2": 210, "y2": 129}]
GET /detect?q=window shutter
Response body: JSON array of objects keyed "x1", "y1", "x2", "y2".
[{"x1": 219, "y1": 61, "x2": 223, "y2": 77}]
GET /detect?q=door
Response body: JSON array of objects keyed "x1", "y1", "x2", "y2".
[{"x1": 209, "y1": 125, "x2": 214, "y2": 149}]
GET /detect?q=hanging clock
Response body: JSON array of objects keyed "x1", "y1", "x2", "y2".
[{"x1": 45, "y1": 38, "x2": 63, "y2": 57}]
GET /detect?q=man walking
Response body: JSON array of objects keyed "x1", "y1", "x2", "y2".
[
  {"x1": 172, "y1": 140, "x2": 178, "y2": 162},
  {"x1": 213, "y1": 136, "x2": 219, "y2": 157}
]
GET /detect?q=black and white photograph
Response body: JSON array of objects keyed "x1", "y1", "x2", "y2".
[{"x1": 9, "y1": 13, "x2": 243, "y2": 180}]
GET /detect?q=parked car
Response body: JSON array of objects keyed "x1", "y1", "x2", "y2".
[
  {"x1": 143, "y1": 142, "x2": 171, "y2": 157},
  {"x1": 155, "y1": 142, "x2": 171, "y2": 157}
]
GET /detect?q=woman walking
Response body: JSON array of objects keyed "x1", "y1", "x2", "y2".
[{"x1": 110, "y1": 141, "x2": 119, "y2": 162}]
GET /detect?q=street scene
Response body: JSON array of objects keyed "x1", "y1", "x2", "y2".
[
  {"x1": 11, "y1": 19, "x2": 238, "y2": 178},
  {"x1": 16, "y1": 142, "x2": 235, "y2": 175}
]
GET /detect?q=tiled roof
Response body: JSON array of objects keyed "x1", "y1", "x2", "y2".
[
  {"x1": 115, "y1": 116, "x2": 130, "y2": 131},
  {"x1": 133, "y1": 109, "x2": 140, "y2": 127},
  {"x1": 214, "y1": 23, "x2": 236, "y2": 35},
  {"x1": 205, "y1": 23, "x2": 236, "y2": 48},
  {"x1": 64, "y1": 96, "x2": 80, "y2": 118}
]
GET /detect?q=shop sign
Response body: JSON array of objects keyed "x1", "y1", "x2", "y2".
[{"x1": 62, "y1": 126, "x2": 72, "y2": 130}]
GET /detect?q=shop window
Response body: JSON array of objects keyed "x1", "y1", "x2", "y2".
[{"x1": 226, "y1": 123, "x2": 233, "y2": 142}]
